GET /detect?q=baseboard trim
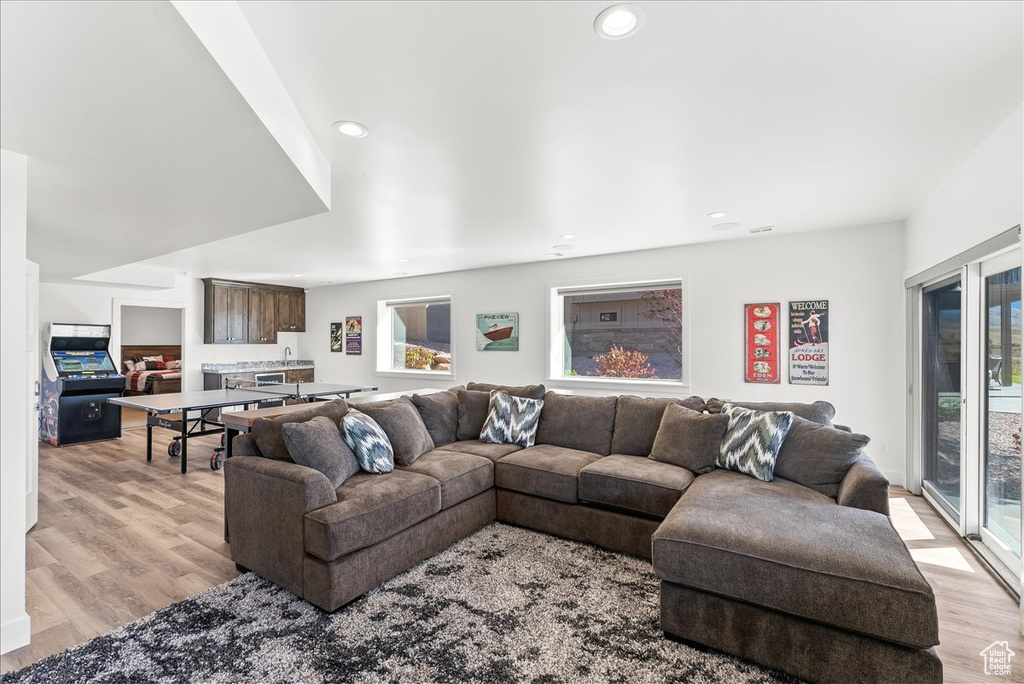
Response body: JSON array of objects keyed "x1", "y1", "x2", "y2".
[
  {"x1": 883, "y1": 469, "x2": 905, "y2": 488},
  {"x1": 1, "y1": 612, "x2": 31, "y2": 654}
]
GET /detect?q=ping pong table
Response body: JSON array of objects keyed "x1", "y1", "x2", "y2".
[{"x1": 108, "y1": 382, "x2": 378, "y2": 473}]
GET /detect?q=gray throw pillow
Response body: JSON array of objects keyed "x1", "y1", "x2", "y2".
[
  {"x1": 774, "y1": 416, "x2": 870, "y2": 498},
  {"x1": 251, "y1": 400, "x2": 349, "y2": 461},
  {"x1": 456, "y1": 389, "x2": 491, "y2": 441},
  {"x1": 480, "y1": 390, "x2": 545, "y2": 448},
  {"x1": 411, "y1": 390, "x2": 459, "y2": 447},
  {"x1": 705, "y1": 398, "x2": 835, "y2": 426},
  {"x1": 717, "y1": 403, "x2": 794, "y2": 482},
  {"x1": 341, "y1": 408, "x2": 394, "y2": 474},
  {"x1": 280, "y1": 416, "x2": 360, "y2": 488},
  {"x1": 466, "y1": 382, "x2": 546, "y2": 400},
  {"x1": 360, "y1": 397, "x2": 435, "y2": 466},
  {"x1": 611, "y1": 395, "x2": 706, "y2": 456},
  {"x1": 649, "y1": 404, "x2": 727, "y2": 474}
]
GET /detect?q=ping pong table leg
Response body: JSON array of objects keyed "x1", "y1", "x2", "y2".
[
  {"x1": 146, "y1": 417, "x2": 153, "y2": 462},
  {"x1": 180, "y1": 409, "x2": 188, "y2": 474}
]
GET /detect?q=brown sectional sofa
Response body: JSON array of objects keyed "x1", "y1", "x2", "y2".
[{"x1": 224, "y1": 384, "x2": 941, "y2": 684}]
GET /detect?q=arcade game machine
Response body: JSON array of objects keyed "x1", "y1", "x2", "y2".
[{"x1": 40, "y1": 323, "x2": 123, "y2": 446}]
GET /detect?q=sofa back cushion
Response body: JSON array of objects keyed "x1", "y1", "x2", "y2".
[
  {"x1": 775, "y1": 416, "x2": 871, "y2": 498},
  {"x1": 610, "y1": 395, "x2": 706, "y2": 456},
  {"x1": 705, "y1": 398, "x2": 835, "y2": 426},
  {"x1": 411, "y1": 390, "x2": 459, "y2": 447},
  {"x1": 251, "y1": 399, "x2": 349, "y2": 461},
  {"x1": 649, "y1": 404, "x2": 727, "y2": 474},
  {"x1": 281, "y1": 415, "x2": 361, "y2": 487},
  {"x1": 466, "y1": 382, "x2": 546, "y2": 400},
  {"x1": 359, "y1": 396, "x2": 435, "y2": 466},
  {"x1": 456, "y1": 389, "x2": 491, "y2": 441},
  {"x1": 535, "y1": 392, "x2": 618, "y2": 455}
]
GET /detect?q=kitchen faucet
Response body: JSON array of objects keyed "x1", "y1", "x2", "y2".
[{"x1": 284, "y1": 346, "x2": 292, "y2": 365}]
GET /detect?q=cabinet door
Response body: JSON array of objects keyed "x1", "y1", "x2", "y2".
[
  {"x1": 207, "y1": 283, "x2": 249, "y2": 344},
  {"x1": 277, "y1": 291, "x2": 306, "y2": 332},
  {"x1": 248, "y1": 288, "x2": 277, "y2": 344}
]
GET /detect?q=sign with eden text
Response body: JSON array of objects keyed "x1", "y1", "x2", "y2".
[{"x1": 744, "y1": 303, "x2": 780, "y2": 384}]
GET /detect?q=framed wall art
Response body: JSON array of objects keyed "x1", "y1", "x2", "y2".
[
  {"x1": 744, "y1": 303, "x2": 780, "y2": 384},
  {"x1": 476, "y1": 312, "x2": 519, "y2": 351},
  {"x1": 789, "y1": 300, "x2": 829, "y2": 385}
]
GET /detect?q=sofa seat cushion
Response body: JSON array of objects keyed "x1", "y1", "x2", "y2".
[
  {"x1": 495, "y1": 445, "x2": 601, "y2": 504},
  {"x1": 652, "y1": 470, "x2": 938, "y2": 649},
  {"x1": 441, "y1": 439, "x2": 523, "y2": 462},
  {"x1": 304, "y1": 470, "x2": 440, "y2": 561},
  {"x1": 399, "y1": 449, "x2": 493, "y2": 509},
  {"x1": 579, "y1": 455, "x2": 695, "y2": 518}
]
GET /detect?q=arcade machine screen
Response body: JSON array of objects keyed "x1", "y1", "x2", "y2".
[{"x1": 51, "y1": 350, "x2": 117, "y2": 375}]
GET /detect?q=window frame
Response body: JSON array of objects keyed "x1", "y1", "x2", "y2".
[
  {"x1": 547, "y1": 274, "x2": 690, "y2": 391},
  {"x1": 375, "y1": 293, "x2": 455, "y2": 379}
]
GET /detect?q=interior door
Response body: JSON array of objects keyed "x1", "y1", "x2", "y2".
[{"x1": 25, "y1": 260, "x2": 38, "y2": 531}]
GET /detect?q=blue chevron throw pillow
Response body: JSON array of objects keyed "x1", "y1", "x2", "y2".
[
  {"x1": 717, "y1": 403, "x2": 794, "y2": 481},
  {"x1": 480, "y1": 390, "x2": 544, "y2": 448},
  {"x1": 341, "y1": 408, "x2": 394, "y2": 474}
]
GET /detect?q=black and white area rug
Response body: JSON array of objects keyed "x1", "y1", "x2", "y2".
[{"x1": 3, "y1": 524, "x2": 798, "y2": 684}]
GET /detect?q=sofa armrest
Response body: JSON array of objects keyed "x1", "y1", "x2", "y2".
[
  {"x1": 837, "y1": 454, "x2": 890, "y2": 516},
  {"x1": 224, "y1": 456, "x2": 337, "y2": 596}
]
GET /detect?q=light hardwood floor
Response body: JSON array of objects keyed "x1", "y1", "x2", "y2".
[{"x1": 1, "y1": 429, "x2": 1021, "y2": 683}]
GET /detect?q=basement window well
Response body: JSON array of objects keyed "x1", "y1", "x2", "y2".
[
  {"x1": 377, "y1": 295, "x2": 453, "y2": 376},
  {"x1": 549, "y1": 279, "x2": 686, "y2": 385}
]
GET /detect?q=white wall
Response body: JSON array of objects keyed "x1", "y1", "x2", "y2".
[
  {"x1": 39, "y1": 278, "x2": 301, "y2": 392},
  {"x1": 121, "y1": 305, "x2": 183, "y2": 345},
  {"x1": 301, "y1": 221, "x2": 907, "y2": 482},
  {"x1": 905, "y1": 104, "x2": 1023, "y2": 277},
  {"x1": 1, "y1": 149, "x2": 30, "y2": 654}
]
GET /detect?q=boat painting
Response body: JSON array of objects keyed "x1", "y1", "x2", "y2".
[{"x1": 476, "y1": 313, "x2": 519, "y2": 351}]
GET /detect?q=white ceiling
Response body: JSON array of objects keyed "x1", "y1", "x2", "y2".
[
  {"x1": 0, "y1": 0, "x2": 328, "y2": 281},
  {"x1": 4, "y1": 1, "x2": 1023, "y2": 287}
]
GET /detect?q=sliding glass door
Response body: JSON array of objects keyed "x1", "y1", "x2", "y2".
[
  {"x1": 922, "y1": 278, "x2": 963, "y2": 520},
  {"x1": 982, "y1": 258, "x2": 1021, "y2": 573}
]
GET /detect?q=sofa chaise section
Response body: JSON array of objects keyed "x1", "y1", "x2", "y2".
[{"x1": 652, "y1": 469, "x2": 941, "y2": 683}]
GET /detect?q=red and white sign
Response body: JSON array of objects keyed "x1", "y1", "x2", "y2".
[{"x1": 744, "y1": 303, "x2": 780, "y2": 384}]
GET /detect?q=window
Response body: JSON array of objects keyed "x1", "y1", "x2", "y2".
[
  {"x1": 377, "y1": 296, "x2": 452, "y2": 374},
  {"x1": 550, "y1": 279, "x2": 684, "y2": 382}
]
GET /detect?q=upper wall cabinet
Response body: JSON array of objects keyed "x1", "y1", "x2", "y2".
[
  {"x1": 203, "y1": 278, "x2": 305, "y2": 344},
  {"x1": 277, "y1": 289, "x2": 306, "y2": 332}
]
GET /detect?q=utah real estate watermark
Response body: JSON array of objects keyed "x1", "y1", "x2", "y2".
[{"x1": 980, "y1": 640, "x2": 1015, "y2": 677}]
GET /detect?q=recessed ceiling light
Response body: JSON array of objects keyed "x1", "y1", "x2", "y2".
[
  {"x1": 711, "y1": 223, "x2": 741, "y2": 232},
  {"x1": 595, "y1": 4, "x2": 645, "y2": 40},
  {"x1": 560, "y1": 233, "x2": 576, "y2": 240},
  {"x1": 544, "y1": 252, "x2": 565, "y2": 258},
  {"x1": 396, "y1": 257, "x2": 410, "y2": 263},
  {"x1": 707, "y1": 212, "x2": 726, "y2": 219},
  {"x1": 553, "y1": 244, "x2": 574, "y2": 250},
  {"x1": 292, "y1": 274, "x2": 303, "y2": 277},
  {"x1": 334, "y1": 121, "x2": 368, "y2": 138},
  {"x1": 393, "y1": 272, "x2": 409, "y2": 276}
]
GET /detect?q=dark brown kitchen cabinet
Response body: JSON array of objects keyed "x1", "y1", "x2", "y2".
[
  {"x1": 204, "y1": 280, "x2": 249, "y2": 344},
  {"x1": 277, "y1": 290, "x2": 306, "y2": 332},
  {"x1": 248, "y1": 288, "x2": 278, "y2": 344},
  {"x1": 204, "y1": 279, "x2": 305, "y2": 344},
  {"x1": 284, "y1": 368, "x2": 314, "y2": 383}
]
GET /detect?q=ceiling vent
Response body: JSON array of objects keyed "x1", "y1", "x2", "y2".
[{"x1": 748, "y1": 226, "x2": 774, "y2": 234}]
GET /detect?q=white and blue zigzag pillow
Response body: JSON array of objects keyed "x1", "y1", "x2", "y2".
[
  {"x1": 717, "y1": 403, "x2": 794, "y2": 482},
  {"x1": 341, "y1": 408, "x2": 394, "y2": 474}
]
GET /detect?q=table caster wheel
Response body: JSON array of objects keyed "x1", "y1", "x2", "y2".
[
  {"x1": 168, "y1": 439, "x2": 182, "y2": 458},
  {"x1": 211, "y1": 450, "x2": 223, "y2": 471}
]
